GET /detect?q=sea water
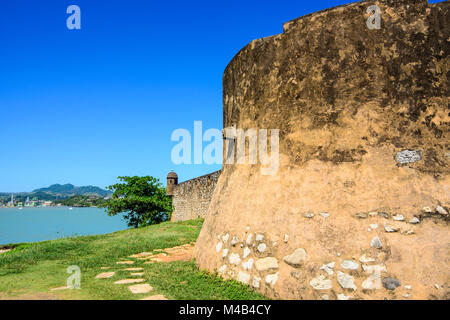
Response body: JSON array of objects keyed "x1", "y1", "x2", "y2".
[{"x1": 0, "y1": 207, "x2": 128, "y2": 245}]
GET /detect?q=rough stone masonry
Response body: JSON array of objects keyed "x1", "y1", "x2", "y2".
[
  {"x1": 169, "y1": 171, "x2": 221, "y2": 222},
  {"x1": 195, "y1": 0, "x2": 449, "y2": 300}
]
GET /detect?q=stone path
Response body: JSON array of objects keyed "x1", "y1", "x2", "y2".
[
  {"x1": 91, "y1": 242, "x2": 196, "y2": 300},
  {"x1": 129, "y1": 252, "x2": 153, "y2": 258},
  {"x1": 128, "y1": 284, "x2": 153, "y2": 294},
  {"x1": 96, "y1": 272, "x2": 115, "y2": 279},
  {"x1": 116, "y1": 260, "x2": 134, "y2": 265},
  {"x1": 114, "y1": 279, "x2": 145, "y2": 284}
]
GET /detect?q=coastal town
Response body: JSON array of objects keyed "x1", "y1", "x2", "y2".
[
  {"x1": 0, "y1": 195, "x2": 53, "y2": 207},
  {"x1": 0, "y1": 194, "x2": 108, "y2": 208}
]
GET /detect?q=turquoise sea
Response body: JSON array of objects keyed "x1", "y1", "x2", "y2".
[{"x1": 0, "y1": 207, "x2": 128, "y2": 245}]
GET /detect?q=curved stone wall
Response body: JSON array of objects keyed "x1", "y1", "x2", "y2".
[{"x1": 195, "y1": 0, "x2": 449, "y2": 300}]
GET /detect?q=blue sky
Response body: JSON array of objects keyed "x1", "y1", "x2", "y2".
[{"x1": 0, "y1": 0, "x2": 442, "y2": 192}]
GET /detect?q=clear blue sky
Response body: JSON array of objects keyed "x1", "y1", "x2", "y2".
[{"x1": 0, "y1": 0, "x2": 441, "y2": 192}]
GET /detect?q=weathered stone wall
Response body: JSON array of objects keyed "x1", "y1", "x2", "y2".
[
  {"x1": 196, "y1": 0, "x2": 449, "y2": 300},
  {"x1": 171, "y1": 171, "x2": 221, "y2": 222}
]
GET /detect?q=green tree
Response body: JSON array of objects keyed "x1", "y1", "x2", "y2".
[{"x1": 100, "y1": 176, "x2": 172, "y2": 228}]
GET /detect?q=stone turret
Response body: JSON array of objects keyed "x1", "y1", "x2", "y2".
[
  {"x1": 196, "y1": 0, "x2": 449, "y2": 300},
  {"x1": 166, "y1": 171, "x2": 178, "y2": 196}
]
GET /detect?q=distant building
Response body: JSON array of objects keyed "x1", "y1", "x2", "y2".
[{"x1": 7, "y1": 194, "x2": 14, "y2": 207}]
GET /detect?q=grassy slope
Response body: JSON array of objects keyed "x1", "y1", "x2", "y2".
[{"x1": 0, "y1": 219, "x2": 266, "y2": 300}]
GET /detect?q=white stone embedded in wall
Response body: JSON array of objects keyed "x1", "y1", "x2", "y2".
[
  {"x1": 243, "y1": 247, "x2": 251, "y2": 259},
  {"x1": 409, "y1": 217, "x2": 420, "y2": 224},
  {"x1": 242, "y1": 258, "x2": 254, "y2": 271},
  {"x1": 384, "y1": 223, "x2": 399, "y2": 233},
  {"x1": 257, "y1": 243, "x2": 267, "y2": 253},
  {"x1": 362, "y1": 272, "x2": 382, "y2": 290},
  {"x1": 341, "y1": 260, "x2": 359, "y2": 270},
  {"x1": 337, "y1": 293, "x2": 351, "y2": 300},
  {"x1": 255, "y1": 257, "x2": 279, "y2": 271},
  {"x1": 222, "y1": 249, "x2": 229, "y2": 258},
  {"x1": 371, "y1": 236, "x2": 382, "y2": 249},
  {"x1": 436, "y1": 205, "x2": 448, "y2": 215},
  {"x1": 216, "y1": 242, "x2": 223, "y2": 253},
  {"x1": 229, "y1": 253, "x2": 241, "y2": 265},
  {"x1": 320, "y1": 262, "x2": 335, "y2": 275},
  {"x1": 252, "y1": 276, "x2": 261, "y2": 288},
  {"x1": 265, "y1": 272, "x2": 279, "y2": 287},
  {"x1": 237, "y1": 271, "x2": 251, "y2": 285},
  {"x1": 337, "y1": 271, "x2": 357, "y2": 291},
  {"x1": 309, "y1": 275, "x2": 332, "y2": 290},
  {"x1": 362, "y1": 264, "x2": 387, "y2": 274},
  {"x1": 218, "y1": 265, "x2": 227, "y2": 274},
  {"x1": 283, "y1": 248, "x2": 307, "y2": 267},
  {"x1": 396, "y1": 150, "x2": 421, "y2": 164},
  {"x1": 423, "y1": 206, "x2": 432, "y2": 213},
  {"x1": 359, "y1": 255, "x2": 375, "y2": 263},
  {"x1": 256, "y1": 234, "x2": 264, "y2": 241},
  {"x1": 246, "y1": 233, "x2": 253, "y2": 245}
]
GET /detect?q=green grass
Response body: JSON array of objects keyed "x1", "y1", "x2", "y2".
[{"x1": 0, "y1": 219, "x2": 267, "y2": 300}]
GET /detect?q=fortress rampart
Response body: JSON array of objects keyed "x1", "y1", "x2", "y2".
[
  {"x1": 169, "y1": 171, "x2": 221, "y2": 222},
  {"x1": 195, "y1": 0, "x2": 449, "y2": 300}
]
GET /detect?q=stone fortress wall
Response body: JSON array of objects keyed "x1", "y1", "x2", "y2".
[
  {"x1": 169, "y1": 171, "x2": 221, "y2": 222},
  {"x1": 195, "y1": 0, "x2": 449, "y2": 300}
]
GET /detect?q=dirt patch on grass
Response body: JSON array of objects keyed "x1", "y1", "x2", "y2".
[{"x1": 141, "y1": 243, "x2": 196, "y2": 263}]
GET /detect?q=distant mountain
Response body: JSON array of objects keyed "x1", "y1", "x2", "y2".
[{"x1": 32, "y1": 184, "x2": 112, "y2": 197}]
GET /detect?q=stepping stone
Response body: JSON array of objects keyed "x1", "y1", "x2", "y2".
[
  {"x1": 131, "y1": 272, "x2": 145, "y2": 276},
  {"x1": 129, "y1": 252, "x2": 153, "y2": 258},
  {"x1": 124, "y1": 267, "x2": 143, "y2": 271},
  {"x1": 100, "y1": 267, "x2": 111, "y2": 270},
  {"x1": 140, "y1": 295, "x2": 168, "y2": 300},
  {"x1": 50, "y1": 286, "x2": 69, "y2": 291},
  {"x1": 148, "y1": 258, "x2": 163, "y2": 262},
  {"x1": 116, "y1": 261, "x2": 134, "y2": 265},
  {"x1": 95, "y1": 272, "x2": 115, "y2": 279},
  {"x1": 128, "y1": 284, "x2": 153, "y2": 294},
  {"x1": 114, "y1": 279, "x2": 145, "y2": 285},
  {"x1": 137, "y1": 256, "x2": 154, "y2": 260}
]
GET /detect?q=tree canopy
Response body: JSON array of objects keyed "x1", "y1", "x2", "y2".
[{"x1": 101, "y1": 176, "x2": 172, "y2": 228}]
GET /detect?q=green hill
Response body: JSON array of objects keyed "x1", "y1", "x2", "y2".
[
  {"x1": 0, "y1": 184, "x2": 112, "y2": 203},
  {"x1": 32, "y1": 184, "x2": 112, "y2": 197}
]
